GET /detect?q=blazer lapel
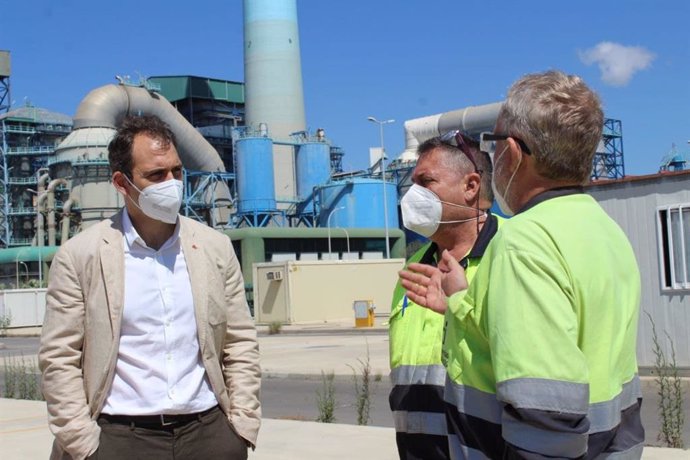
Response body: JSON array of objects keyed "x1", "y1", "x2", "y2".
[
  {"x1": 100, "y1": 213, "x2": 125, "y2": 338},
  {"x1": 180, "y1": 219, "x2": 209, "y2": 352}
]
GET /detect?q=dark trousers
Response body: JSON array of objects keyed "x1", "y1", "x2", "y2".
[{"x1": 89, "y1": 406, "x2": 247, "y2": 460}]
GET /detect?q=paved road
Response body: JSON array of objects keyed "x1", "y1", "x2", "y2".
[
  {"x1": 262, "y1": 376, "x2": 394, "y2": 427},
  {"x1": 2, "y1": 336, "x2": 689, "y2": 447}
]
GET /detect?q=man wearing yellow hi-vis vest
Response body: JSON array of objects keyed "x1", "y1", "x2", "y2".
[
  {"x1": 389, "y1": 133, "x2": 502, "y2": 460},
  {"x1": 401, "y1": 71, "x2": 644, "y2": 459}
]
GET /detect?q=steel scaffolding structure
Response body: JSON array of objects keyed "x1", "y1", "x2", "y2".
[
  {"x1": 0, "y1": 107, "x2": 72, "y2": 248},
  {"x1": 591, "y1": 118, "x2": 625, "y2": 180},
  {"x1": 0, "y1": 76, "x2": 9, "y2": 114}
]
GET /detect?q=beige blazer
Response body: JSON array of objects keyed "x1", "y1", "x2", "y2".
[{"x1": 39, "y1": 212, "x2": 261, "y2": 460}]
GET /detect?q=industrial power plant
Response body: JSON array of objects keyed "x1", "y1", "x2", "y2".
[{"x1": 0, "y1": 0, "x2": 629, "y2": 293}]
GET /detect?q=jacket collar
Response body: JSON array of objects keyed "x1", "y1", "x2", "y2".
[
  {"x1": 418, "y1": 211, "x2": 500, "y2": 268},
  {"x1": 100, "y1": 211, "x2": 125, "y2": 338},
  {"x1": 179, "y1": 217, "x2": 210, "y2": 354},
  {"x1": 517, "y1": 186, "x2": 585, "y2": 215}
]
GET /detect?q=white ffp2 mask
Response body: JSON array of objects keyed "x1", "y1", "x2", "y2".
[
  {"x1": 491, "y1": 145, "x2": 519, "y2": 216},
  {"x1": 400, "y1": 184, "x2": 484, "y2": 238},
  {"x1": 124, "y1": 175, "x2": 184, "y2": 224}
]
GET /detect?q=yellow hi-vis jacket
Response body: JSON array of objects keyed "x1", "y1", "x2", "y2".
[
  {"x1": 443, "y1": 189, "x2": 643, "y2": 459},
  {"x1": 389, "y1": 213, "x2": 502, "y2": 460}
]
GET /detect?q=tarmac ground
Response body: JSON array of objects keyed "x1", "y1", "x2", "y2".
[{"x1": 0, "y1": 320, "x2": 688, "y2": 459}]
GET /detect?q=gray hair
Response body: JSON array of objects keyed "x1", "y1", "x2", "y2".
[{"x1": 498, "y1": 70, "x2": 603, "y2": 183}]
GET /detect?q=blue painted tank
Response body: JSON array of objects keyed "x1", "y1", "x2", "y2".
[
  {"x1": 318, "y1": 178, "x2": 398, "y2": 229},
  {"x1": 235, "y1": 137, "x2": 277, "y2": 213},
  {"x1": 296, "y1": 142, "x2": 331, "y2": 214}
]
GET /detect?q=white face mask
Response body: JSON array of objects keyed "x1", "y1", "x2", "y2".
[
  {"x1": 124, "y1": 175, "x2": 184, "y2": 224},
  {"x1": 491, "y1": 145, "x2": 520, "y2": 216},
  {"x1": 400, "y1": 183, "x2": 485, "y2": 238}
]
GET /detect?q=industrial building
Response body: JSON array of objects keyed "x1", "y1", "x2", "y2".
[
  {"x1": 0, "y1": 0, "x2": 686, "y2": 365},
  {"x1": 0, "y1": 0, "x2": 632, "y2": 288},
  {"x1": 0, "y1": 105, "x2": 73, "y2": 249},
  {"x1": 587, "y1": 171, "x2": 690, "y2": 371}
]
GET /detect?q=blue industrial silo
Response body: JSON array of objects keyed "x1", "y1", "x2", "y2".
[
  {"x1": 235, "y1": 136, "x2": 277, "y2": 214},
  {"x1": 296, "y1": 141, "x2": 331, "y2": 214},
  {"x1": 318, "y1": 178, "x2": 398, "y2": 229}
]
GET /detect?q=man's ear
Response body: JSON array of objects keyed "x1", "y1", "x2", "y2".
[
  {"x1": 504, "y1": 137, "x2": 524, "y2": 174},
  {"x1": 112, "y1": 171, "x2": 128, "y2": 195},
  {"x1": 464, "y1": 172, "x2": 481, "y2": 202}
]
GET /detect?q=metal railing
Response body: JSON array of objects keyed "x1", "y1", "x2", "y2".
[
  {"x1": 7, "y1": 146, "x2": 54, "y2": 156},
  {"x1": 7, "y1": 206, "x2": 36, "y2": 215},
  {"x1": 8, "y1": 237, "x2": 33, "y2": 246},
  {"x1": 7, "y1": 177, "x2": 38, "y2": 185},
  {"x1": 3, "y1": 124, "x2": 36, "y2": 134}
]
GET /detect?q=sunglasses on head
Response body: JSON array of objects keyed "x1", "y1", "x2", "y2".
[
  {"x1": 480, "y1": 132, "x2": 532, "y2": 159},
  {"x1": 440, "y1": 130, "x2": 482, "y2": 175}
]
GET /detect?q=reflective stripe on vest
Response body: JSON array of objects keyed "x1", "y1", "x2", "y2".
[
  {"x1": 393, "y1": 410, "x2": 447, "y2": 436},
  {"x1": 446, "y1": 375, "x2": 642, "y2": 432},
  {"x1": 390, "y1": 364, "x2": 446, "y2": 386},
  {"x1": 445, "y1": 375, "x2": 644, "y2": 458}
]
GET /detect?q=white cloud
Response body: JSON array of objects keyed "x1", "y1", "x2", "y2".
[{"x1": 578, "y1": 42, "x2": 655, "y2": 86}]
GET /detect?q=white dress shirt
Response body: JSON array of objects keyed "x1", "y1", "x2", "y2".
[{"x1": 101, "y1": 211, "x2": 218, "y2": 415}]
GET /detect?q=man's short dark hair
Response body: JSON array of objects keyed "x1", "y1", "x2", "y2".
[
  {"x1": 417, "y1": 136, "x2": 493, "y2": 205},
  {"x1": 108, "y1": 115, "x2": 176, "y2": 178}
]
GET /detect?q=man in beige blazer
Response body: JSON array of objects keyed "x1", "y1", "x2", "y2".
[{"x1": 39, "y1": 115, "x2": 261, "y2": 460}]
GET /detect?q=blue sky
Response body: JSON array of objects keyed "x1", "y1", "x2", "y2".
[{"x1": 2, "y1": 0, "x2": 688, "y2": 175}]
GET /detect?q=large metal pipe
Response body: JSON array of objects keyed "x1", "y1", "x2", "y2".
[
  {"x1": 398, "y1": 102, "x2": 503, "y2": 161},
  {"x1": 57, "y1": 83, "x2": 232, "y2": 226},
  {"x1": 244, "y1": 0, "x2": 306, "y2": 202},
  {"x1": 34, "y1": 171, "x2": 50, "y2": 247},
  {"x1": 73, "y1": 84, "x2": 226, "y2": 172},
  {"x1": 46, "y1": 179, "x2": 68, "y2": 247},
  {"x1": 61, "y1": 196, "x2": 77, "y2": 245}
]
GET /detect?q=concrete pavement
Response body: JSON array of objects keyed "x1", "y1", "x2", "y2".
[
  {"x1": 1, "y1": 320, "x2": 688, "y2": 458},
  {"x1": 1, "y1": 398, "x2": 686, "y2": 460}
]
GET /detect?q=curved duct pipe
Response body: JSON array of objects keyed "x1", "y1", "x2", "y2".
[
  {"x1": 35, "y1": 193, "x2": 48, "y2": 247},
  {"x1": 36, "y1": 168, "x2": 50, "y2": 189},
  {"x1": 74, "y1": 84, "x2": 226, "y2": 172},
  {"x1": 46, "y1": 179, "x2": 68, "y2": 247},
  {"x1": 34, "y1": 171, "x2": 51, "y2": 247},
  {"x1": 399, "y1": 102, "x2": 504, "y2": 162},
  {"x1": 72, "y1": 84, "x2": 231, "y2": 224},
  {"x1": 61, "y1": 196, "x2": 78, "y2": 245}
]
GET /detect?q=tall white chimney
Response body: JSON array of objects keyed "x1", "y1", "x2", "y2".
[{"x1": 243, "y1": 0, "x2": 306, "y2": 203}]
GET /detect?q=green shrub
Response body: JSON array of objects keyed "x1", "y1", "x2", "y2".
[
  {"x1": 315, "y1": 371, "x2": 336, "y2": 423},
  {"x1": 647, "y1": 312, "x2": 684, "y2": 448}
]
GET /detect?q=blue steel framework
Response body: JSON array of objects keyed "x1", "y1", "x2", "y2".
[
  {"x1": 0, "y1": 76, "x2": 9, "y2": 113},
  {"x1": 0, "y1": 75, "x2": 9, "y2": 246},
  {"x1": 0, "y1": 109, "x2": 72, "y2": 248},
  {"x1": 0, "y1": 119, "x2": 9, "y2": 247},
  {"x1": 591, "y1": 118, "x2": 625, "y2": 180},
  {"x1": 182, "y1": 169, "x2": 236, "y2": 226},
  {"x1": 659, "y1": 144, "x2": 688, "y2": 172}
]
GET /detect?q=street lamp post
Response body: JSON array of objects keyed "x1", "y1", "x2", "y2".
[
  {"x1": 19, "y1": 261, "x2": 29, "y2": 284},
  {"x1": 327, "y1": 206, "x2": 345, "y2": 259},
  {"x1": 338, "y1": 227, "x2": 351, "y2": 254},
  {"x1": 367, "y1": 116, "x2": 395, "y2": 258}
]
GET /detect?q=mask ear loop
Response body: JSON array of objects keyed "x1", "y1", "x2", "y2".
[
  {"x1": 120, "y1": 173, "x2": 147, "y2": 213},
  {"x1": 475, "y1": 172, "x2": 481, "y2": 236}
]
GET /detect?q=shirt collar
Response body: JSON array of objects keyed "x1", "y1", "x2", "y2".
[
  {"x1": 516, "y1": 186, "x2": 585, "y2": 215},
  {"x1": 122, "y1": 209, "x2": 181, "y2": 251}
]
